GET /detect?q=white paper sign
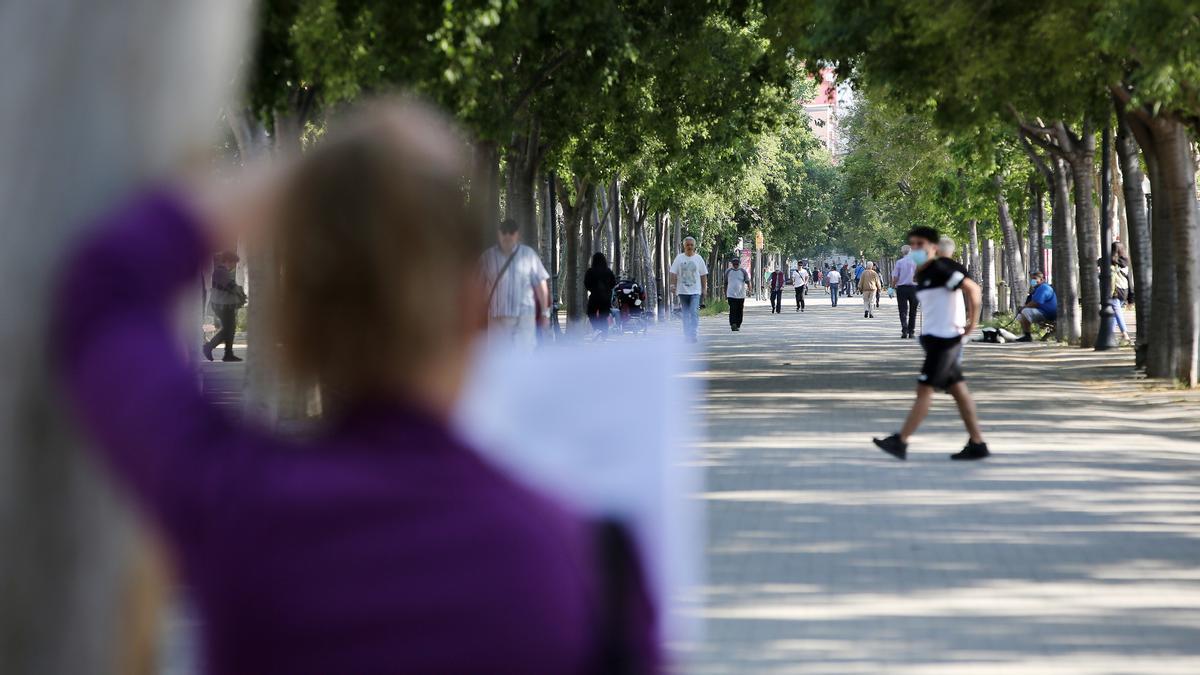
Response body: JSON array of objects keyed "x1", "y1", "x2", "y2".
[{"x1": 453, "y1": 336, "x2": 704, "y2": 646}]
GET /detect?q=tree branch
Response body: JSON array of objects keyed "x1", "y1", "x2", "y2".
[
  {"x1": 507, "y1": 48, "x2": 577, "y2": 119},
  {"x1": 1017, "y1": 129, "x2": 1053, "y2": 182}
]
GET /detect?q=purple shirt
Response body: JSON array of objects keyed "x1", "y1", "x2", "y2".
[
  {"x1": 53, "y1": 191, "x2": 658, "y2": 675},
  {"x1": 892, "y1": 255, "x2": 917, "y2": 286}
]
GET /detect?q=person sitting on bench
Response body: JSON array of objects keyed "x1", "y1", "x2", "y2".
[{"x1": 1016, "y1": 271, "x2": 1057, "y2": 341}]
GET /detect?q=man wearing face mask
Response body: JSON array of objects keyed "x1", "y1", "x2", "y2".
[
  {"x1": 873, "y1": 226, "x2": 989, "y2": 461},
  {"x1": 1015, "y1": 271, "x2": 1057, "y2": 341}
]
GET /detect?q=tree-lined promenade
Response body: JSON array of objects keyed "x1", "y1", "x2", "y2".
[
  {"x1": 3, "y1": 2, "x2": 1200, "y2": 674},
  {"x1": 693, "y1": 298, "x2": 1200, "y2": 673}
]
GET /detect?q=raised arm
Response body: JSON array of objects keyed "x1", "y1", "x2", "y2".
[{"x1": 53, "y1": 189, "x2": 264, "y2": 544}]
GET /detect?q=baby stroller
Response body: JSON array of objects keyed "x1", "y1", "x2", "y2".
[{"x1": 611, "y1": 278, "x2": 649, "y2": 334}]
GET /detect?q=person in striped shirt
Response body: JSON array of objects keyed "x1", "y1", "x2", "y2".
[{"x1": 480, "y1": 218, "x2": 551, "y2": 350}]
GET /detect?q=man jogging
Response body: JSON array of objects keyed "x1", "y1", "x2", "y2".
[
  {"x1": 791, "y1": 264, "x2": 810, "y2": 312},
  {"x1": 873, "y1": 226, "x2": 989, "y2": 461}
]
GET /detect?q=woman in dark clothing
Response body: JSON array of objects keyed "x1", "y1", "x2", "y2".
[
  {"x1": 584, "y1": 252, "x2": 617, "y2": 334},
  {"x1": 54, "y1": 101, "x2": 659, "y2": 675},
  {"x1": 203, "y1": 251, "x2": 243, "y2": 361}
]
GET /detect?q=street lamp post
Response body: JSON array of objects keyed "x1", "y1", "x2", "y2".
[{"x1": 1095, "y1": 123, "x2": 1117, "y2": 350}]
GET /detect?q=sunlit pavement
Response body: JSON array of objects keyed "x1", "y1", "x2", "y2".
[{"x1": 684, "y1": 294, "x2": 1200, "y2": 674}]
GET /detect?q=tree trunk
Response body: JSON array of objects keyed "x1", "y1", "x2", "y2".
[
  {"x1": 655, "y1": 212, "x2": 668, "y2": 319},
  {"x1": 1115, "y1": 115, "x2": 1153, "y2": 365},
  {"x1": 1051, "y1": 157, "x2": 1082, "y2": 343},
  {"x1": 967, "y1": 219, "x2": 982, "y2": 281},
  {"x1": 557, "y1": 179, "x2": 594, "y2": 325},
  {"x1": 503, "y1": 124, "x2": 540, "y2": 251},
  {"x1": 1029, "y1": 180, "x2": 1045, "y2": 275},
  {"x1": 630, "y1": 199, "x2": 656, "y2": 318},
  {"x1": 981, "y1": 238, "x2": 998, "y2": 319},
  {"x1": 1067, "y1": 130, "x2": 1102, "y2": 348},
  {"x1": 244, "y1": 95, "x2": 316, "y2": 428},
  {"x1": 612, "y1": 180, "x2": 622, "y2": 277},
  {"x1": 0, "y1": 2, "x2": 250, "y2": 674},
  {"x1": 1155, "y1": 120, "x2": 1200, "y2": 386},
  {"x1": 993, "y1": 175, "x2": 1029, "y2": 310},
  {"x1": 474, "y1": 140, "x2": 501, "y2": 233},
  {"x1": 1123, "y1": 103, "x2": 1183, "y2": 380}
]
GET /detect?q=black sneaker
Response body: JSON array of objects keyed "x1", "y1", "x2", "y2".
[
  {"x1": 222, "y1": 353, "x2": 243, "y2": 362},
  {"x1": 1015, "y1": 334, "x2": 1033, "y2": 342},
  {"x1": 202, "y1": 344, "x2": 214, "y2": 361},
  {"x1": 951, "y1": 441, "x2": 989, "y2": 461},
  {"x1": 864, "y1": 311, "x2": 869, "y2": 318},
  {"x1": 872, "y1": 434, "x2": 907, "y2": 460}
]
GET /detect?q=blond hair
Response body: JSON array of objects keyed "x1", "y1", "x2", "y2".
[{"x1": 275, "y1": 99, "x2": 484, "y2": 401}]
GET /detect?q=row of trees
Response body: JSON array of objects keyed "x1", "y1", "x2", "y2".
[
  {"x1": 234, "y1": 1, "x2": 846, "y2": 338},
  {"x1": 789, "y1": 0, "x2": 1200, "y2": 387}
]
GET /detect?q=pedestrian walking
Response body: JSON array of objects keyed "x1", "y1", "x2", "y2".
[
  {"x1": 54, "y1": 101, "x2": 659, "y2": 673},
  {"x1": 202, "y1": 251, "x2": 245, "y2": 362},
  {"x1": 670, "y1": 235, "x2": 708, "y2": 343},
  {"x1": 584, "y1": 252, "x2": 616, "y2": 336},
  {"x1": 827, "y1": 266, "x2": 842, "y2": 306},
  {"x1": 481, "y1": 217, "x2": 551, "y2": 350},
  {"x1": 842, "y1": 264, "x2": 854, "y2": 297},
  {"x1": 873, "y1": 226, "x2": 989, "y2": 461},
  {"x1": 792, "y1": 264, "x2": 809, "y2": 312},
  {"x1": 1107, "y1": 257, "x2": 1132, "y2": 343},
  {"x1": 858, "y1": 262, "x2": 883, "y2": 318},
  {"x1": 768, "y1": 266, "x2": 786, "y2": 314},
  {"x1": 892, "y1": 244, "x2": 919, "y2": 339},
  {"x1": 726, "y1": 257, "x2": 749, "y2": 331}
]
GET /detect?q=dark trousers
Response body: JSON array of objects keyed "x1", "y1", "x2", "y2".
[
  {"x1": 896, "y1": 284, "x2": 918, "y2": 335},
  {"x1": 770, "y1": 289, "x2": 782, "y2": 313},
  {"x1": 728, "y1": 297, "x2": 745, "y2": 328},
  {"x1": 206, "y1": 303, "x2": 237, "y2": 356},
  {"x1": 795, "y1": 285, "x2": 806, "y2": 310}
]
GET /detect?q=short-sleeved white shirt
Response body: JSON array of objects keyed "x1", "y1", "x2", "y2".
[
  {"x1": 827, "y1": 270, "x2": 842, "y2": 285},
  {"x1": 792, "y1": 269, "x2": 809, "y2": 287},
  {"x1": 480, "y1": 244, "x2": 550, "y2": 318},
  {"x1": 726, "y1": 267, "x2": 749, "y2": 299},
  {"x1": 670, "y1": 253, "x2": 708, "y2": 296}
]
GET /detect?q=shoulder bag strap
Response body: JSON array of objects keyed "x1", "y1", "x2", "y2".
[{"x1": 486, "y1": 246, "x2": 522, "y2": 309}]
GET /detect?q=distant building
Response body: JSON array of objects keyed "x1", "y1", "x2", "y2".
[{"x1": 802, "y1": 68, "x2": 853, "y2": 162}]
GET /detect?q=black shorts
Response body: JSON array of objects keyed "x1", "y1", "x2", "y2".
[{"x1": 918, "y1": 335, "x2": 964, "y2": 391}]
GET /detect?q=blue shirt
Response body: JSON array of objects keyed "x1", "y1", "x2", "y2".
[{"x1": 1028, "y1": 283, "x2": 1058, "y2": 320}]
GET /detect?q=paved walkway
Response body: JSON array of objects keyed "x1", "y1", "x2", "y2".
[{"x1": 688, "y1": 292, "x2": 1200, "y2": 673}]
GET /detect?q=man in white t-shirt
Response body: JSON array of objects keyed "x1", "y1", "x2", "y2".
[
  {"x1": 791, "y1": 264, "x2": 810, "y2": 312},
  {"x1": 826, "y1": 267, "x2": 842, "y2": 307},
  {"x1": 669, "y1": 236, "x2": 708, "y2": 343},
  {"x1": 725, "y1": 257, "x2": 750, "y2": 331},
  {"x1": 873, "y1": 226, "x2": 989, "y2": 461}
]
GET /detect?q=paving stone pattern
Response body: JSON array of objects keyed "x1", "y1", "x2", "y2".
[{"x1": 686, "y1": 292, "x2": 1200, "y2": 674}]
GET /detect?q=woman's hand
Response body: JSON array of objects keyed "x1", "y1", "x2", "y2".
[{"x1": 182, "y1": 160, "x2": 288, "y2": 254}]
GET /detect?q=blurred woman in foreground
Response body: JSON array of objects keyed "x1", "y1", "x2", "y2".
[{"x1": 54, "y1": 99, "x2": 657, "y2": 675}]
